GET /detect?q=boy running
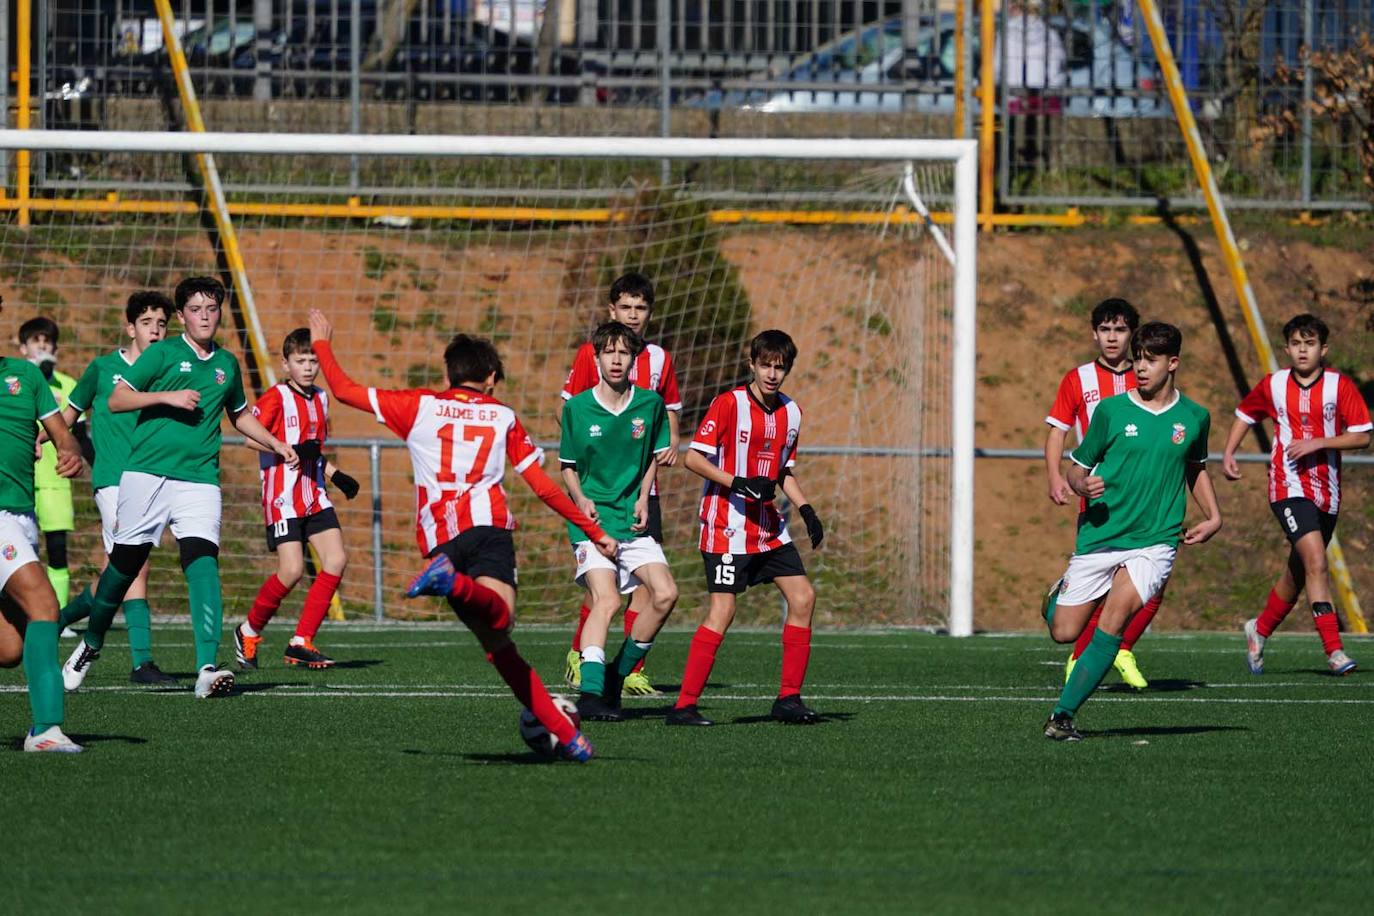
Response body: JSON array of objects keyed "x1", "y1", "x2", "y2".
[
  {"x1": 57, "y1": 292, "x2": 176, "y2": 684},
  {"x1": 1041, "y1": 322, "x2": 1222, "y2": 741},
  {"x1": 559, "y1": 321, "x2": 678, "y2": 721},
  {"x1": 308, "y1": 310, "x2": 615, "y2": 762},
  {"x1": 234, "y1": 328, "x2": 360, "y2": 670},
  {"x1": 1221, "y1": 314, "x2": 1372, "y2": 676},
  {"x1": 669, "y1": 329, "x2": 826, "y2": 727},
  {"x1": 561, "y1": 272, "x2": 681, "y2": 697},
  {"x1": 0, "y1": 294, "x2": 84, "y2": 751},
  {"x1": 62, "y1": 277, "x2": 298, "y2": 699}
]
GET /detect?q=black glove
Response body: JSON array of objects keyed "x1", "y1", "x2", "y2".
[
  {"x1": 330, "y1": 468, "x2": 361, "y2": 500},
  {"x1": 293, "y1": 439, "x2": 322, "y2": 463},
  {"x1": 798, "y1": 504, "x2": 824, "y2": 549},
  {"x1": 730, "y1": 475, "x2": 776, "y2": 502}
]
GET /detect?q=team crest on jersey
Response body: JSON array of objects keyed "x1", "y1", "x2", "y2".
[
  {"x1": 1124, "y1": 424, "x2": 1138, "y2": 437},
  {"x1": 589, "y1": 424, "x2": 602, "y2": 438},
  {"x1": 214, "y1": 368, "x2": 226, "y2": 385},
  {"x1": 1171, "y1": 423, "x2": 1186, "y2": 445},
  {"x1": 4, "y1": 376, "x2": 19, "y2": 396},
  {"x1": 1, "y1": 544, "x2": 15, "y2": 561},
  {"x1": 179, "y1": 361, "x2": 192, "y2": 373},
  {"x1": 1324, "y1": 403, "x2": 1336, "y2": 422},
  {"x1": 723, "y1": 528, "x2": 735, "y2": 539},
  {"x1": 630, "y1": 417, "x2": 646, "y2": 439},
  {"x1": 786, "y1": 429, "x2": 798, "y2": 447}
]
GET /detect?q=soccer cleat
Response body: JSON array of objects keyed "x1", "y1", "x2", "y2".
[
  {"x1": 62, "y1": 640, "x2": 100, "y2": 692},
  {"x1": 284, "y1": 641, "x2": 335, "y2": 669},
  {"x1": 1328, "y1": 649, "x2": 1357, "y2": 677},
  {"x1": 1243, "y1": 618, "x2": 1265, "y2": 675},
  {"x1": 1064, "y1": 652, "x2": 1077, "y2": 684},
  {"x1": 129, "y1": 662, "x2": 178, "y2": 685},
  {"x1": 406, "y1": 554, "x2": 455, "y2": 598},
  {"x1": 576, "y1": 692, "x2": 623, "y2": 722},
  {"x1": 24, "y1": 726, "x2": 83, "y2": 754},
  {"x1": 556, "y1": 730, "x2": 594, "y2": 763},
  {"x1": 1043, "y1": 712, "x2": 1083, "y2": 742},
  {"x1": 1114, "y1": 649, "x2": 1148, "y2": 690},
  {"x1": 770, "y1": 694, "x2": 822, "y2": 724},
  {"x1": 564, "y1": 648, "x2": 581, "y2": 688},
  {"x1": 195, "y1": 666, "x2": 236, "y2": 699},
  {"x1": 665, "y1": 704, "x2": 714, "y2": 727},
  {"x1": 234, "y1": 624, "x2": 261, "y2": 671},
  {"x1": 622, "y1": 669, "x2": 661, "y2": 697}
]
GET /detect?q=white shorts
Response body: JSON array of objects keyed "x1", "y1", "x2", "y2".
[
  {"x1": 1059, "y1": 544, "x2": 1176, "y2": 610},
  {"x1": 115, "y1": 471, "x2": 222, "y2": 547},
  {"x1": 0, "y1": 511, "x2": 41, "y2": 593},
  {"x1": 574, "y1": 537, "x2": 668, "y2": 595},
  {"x1": 95, "y1": 486, "x2": 120, "y2": 554}
]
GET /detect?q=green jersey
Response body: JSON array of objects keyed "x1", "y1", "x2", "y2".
[
  {"x1": 68, "y1": 349, "x2": 140, "y2": 490},
  {"x1": 119, "y1": 334, "x2": 248, "y2": 486},
  {"x1": 34, "y1": 369, "x2": 76, "y2": 492},
  {"x1": 0, "y1": 357, "x2": 60, "y2": 514},
  {"x1": 559, "y1": 386, "x2": 669, "y2": 543},
  {"x1": 1070, "y1": 390, "x2": 1211, "y2": 553}
]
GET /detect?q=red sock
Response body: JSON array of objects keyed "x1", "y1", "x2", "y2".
[
  {"x1": 294, "y1": 571, "x2": 341, "y2": 641},
  {"x1": 248, "y1": 574, "x2": 293, "y2": 632},
  {"x1": 779, "y1": 624, "x2": 812, "y2": 698},
  {"x1": 676, "y1": 625, "x2": 724, "y2": 709},
  {"x1": 489, "y1": 643, "x2": 576, "y2": 745},
  {"x1": 1256, "y1": 589, "x2": 1296, "y2": 638},
  {"x1": 1070, "y1": 602, "x2": 1103, "y2": 661},
  {"x1": 1312, "y1": 602, "x2": 1343, "y2": 655},
  {"x1": 571, "y1": 603, "x2": 591, "y2": 652},
  {"x1": 449, "y1": 574, "x2": 511, "y2": 632},
  {"x1": 623, "y1": 609, "x2": 647, "y2": 674},
  {"x1": 1121, "y1": 591, "x2": 1162, "y2": 652}
]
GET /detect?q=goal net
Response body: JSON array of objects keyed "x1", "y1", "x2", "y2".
[{"x1": 0, "y1": 131, "x2": 976, "y2": 634}]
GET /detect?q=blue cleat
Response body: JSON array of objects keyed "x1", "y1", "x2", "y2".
[
  {"x1": 407, "y1": 554, "x2": 456, "y2": 598},
  {"x1": 557, "y1": 730, "x2": 595, "y2": 763}
]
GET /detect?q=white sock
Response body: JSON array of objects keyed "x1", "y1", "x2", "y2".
[
  {"x1": 289, "y1": 635, "x2": 307, "y2": 647},
  {"x1": 240, "y1": 622, "x2": 259, "y2": 638},
  {"x1": 580, "y1": 646, "x2": 606, "y2": 665}
]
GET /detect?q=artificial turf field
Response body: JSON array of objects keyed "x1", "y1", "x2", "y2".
[{"x1": 3, "y1": 624, "x2": 1371, "y2": 914}]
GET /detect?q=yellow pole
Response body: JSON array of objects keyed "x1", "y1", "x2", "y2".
[
  {"x1": 977, "y1": 0, "x2": 996, "y2": 230},
  {"x1": 953, "y1": 0, "x2": 966, "y2": 137},
  {"x1": 1136, "y1": 0, "x2": 1366, "y2": 632},
  {"x1": 16, "y1": 0, "x2": 31, "y2": 227}
]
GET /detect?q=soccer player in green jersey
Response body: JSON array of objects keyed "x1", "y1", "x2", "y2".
[
  {"x1": 1040, "y1": 322, "x2": 1222, "y2": 741},
  {"x1": 56, "y1": 292, "x2": 176, "y2": 684},
  {"x1": 63, "y1": 277, "x2": 298, "y2": 699},
  {"x1": 0, "y1": 295, "x2": 85, "y2": 751},
  {"x1": 559, "y1": 321, "x2": 678, "y2": 721}
]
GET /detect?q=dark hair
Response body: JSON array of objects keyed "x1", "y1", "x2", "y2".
[
  {"x1": 750, "y1": 329, "x2": 798, "y2": 372},
  {"x1": 1131, "y1": 322, "x2": 1183, "y2": 360},
  {"x1": 174, "y1": 276, "x2": 227, "y2": 311},
  {"x1": 444, "y1": 333, "x2": 505, "y2": 387},
  {"x1": 591, "y1": 320, "x2": 645, "y2": 359},
  {"x1": 1090, "y1": 297, "x2": 1140, "y2": 331},
  {"x1": 1282, "y1": 313, "x2": 1329, "y2": 345},
  {"x1": 282, "y1": 327, "x2": 313, "y2": 358},
  {"x1": 609, "y1": 272, "x2": 654, "y2": 308},
  {"x1": 18, "y1": 316, "x2": 59, "y2": 345},
  {"x1": 126, "y1": 290, "x2": 172, "y2": 325}
]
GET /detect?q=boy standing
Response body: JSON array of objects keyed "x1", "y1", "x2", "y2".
[
  {"x1": 559, "y1": 322, "x2": 678, "y2": 721},
  {"x1": 234, "y1": 328, "x2": 359, "y2": 670},
  {"x1": 561, "y1": 272, "x2": 682, "y2": 697},
  {"x1": 669, "y1": 329, "x2": 826, "y2": 727},
  {"x1": 57, "y1": 292, "x2": 176, "y2": 684},
  {"x1": 1041, "y1": 323, "x2": 1221, "y2": 741},
  {"x1": 1221, "y1": 314, "x2": 1371, "y2": 676},
  {"x1": 62, "y1": 277, "x2": 298, "y2": 699},
  {"x1": 308, "y1": 311, "x2": 616, "y2": 761}
]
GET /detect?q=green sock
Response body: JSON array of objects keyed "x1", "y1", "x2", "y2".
[
  {"x1": 604, "y1": 638, "x2": 653, "y2": 701},
  {"x1": 85, "y1": 564, "x2": 138, "y2": 651},
  {"x1": 1054, "y1": 628, "x2": 1122, "y2": 717},
  {"x1": 1041, "y1": 580, "x2": 1061, "y2": 628},
  {"x1": 46, "y1": 566, "x2": 70, "y2": 606},
  {"x1": 580, "y1": 658, "x2": 606, "y2": 697},
  {"x1": 184, "y1": 556, "x2": 223, "y2": 670},
  {"x1": 59, "y1": 584, "x2": 94, "y2": 628},
  {"x1": 124, "y1": 599, "x2": 153, "y2": 668},
  {"x1": 23, "y1": 621, "x2": 64, "y2": 732}
]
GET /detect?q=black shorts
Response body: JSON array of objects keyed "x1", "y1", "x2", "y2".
[
  {"x1": 265, "y1": 507, "x2": 341, "y2": 552},
  {"x1": 702, "y1": 543, "x2": 807, "y2": 594},
  {"x1": 1270, "y1": 498, "x2": 1338, "y2": 546},
  {"x1": 645, "y1": 494, "x2": 663, "y2": 544},
  {"x1": 430, "y1": 527, "x2": 518, "y2": 588}
]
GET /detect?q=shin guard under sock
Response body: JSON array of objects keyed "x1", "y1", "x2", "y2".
[
  {"x1": 1256, "y1": 590, "x2": 1296, "y2": 638},
  {"x1": 248, "y1": 574, "x2": 293, "y2": 633},
  {"x1": 85, "y1": 564, "x2": 139, "y2": 651},
  {"x1": 24, "y1": 621, "x2": 63, "y2": 732},
  {"x1": 1054, "y1": 628, "x2": 1122, "y2": 717},
  {"x1": 1312, "y1": 602, "x2": 1343, "y2": 655},
  {"x1": 780, "y1": 624, "x2": 812, "y2": 697},
  {"x1": 59, "y1": 584, "x2": 94, "y2": 628},
  {"x1": 296, "y1": 571, "x2": 342, "y2": 640},
  {"x1": 676, "y1": 626, "x2": 725, "y2": 708},
  {"x1": 184, "y1": 556, "x2": 224, "y2": 670},
  {"x1": 489, "y1": 643, "x2": 576, "y2": 745},
  {"x1": 123, "y1": 599, "x2": 153, "y2": 668},
  {"x1": 605, "y1": 637, "x2": 652, "y2": 699}
]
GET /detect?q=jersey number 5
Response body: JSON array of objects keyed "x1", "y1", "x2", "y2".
[{"x1": 437, "y1": 423, "x2": 496, "y2": 486}]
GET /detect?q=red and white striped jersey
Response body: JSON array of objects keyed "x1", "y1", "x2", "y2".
[
  {"x1": 561, "y1": 341, "x2": 683, "y2": 411},
  {"x1": 1045, "y1": 360, "x2": 1136, "y2": 441},
  {"x1": 690, "y1": 386, "x2": 802, "y2": 554},
  {"x1": 252, "y1": 383, "x2": 333, "y2": 524},
  {"x1": 365, "y1": 383, "x2": 544, "y2": 554},
  {"x1": 1236, "y1": 368, "x2": 1372, "y2": 513}
]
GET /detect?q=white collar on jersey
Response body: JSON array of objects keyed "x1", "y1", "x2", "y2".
[
  {"x1": 1127, "y1": 388, "x2": 1180, "y2": 416},
  {"x1": 591, "y1": 384, "x2": 636, "y2": 416},
  {"x1": 117, "y1": 348, "x2": 135, "y2": 366},
  {"x1": 181, "y1": 333, "x2": 218, "y2": 361}
]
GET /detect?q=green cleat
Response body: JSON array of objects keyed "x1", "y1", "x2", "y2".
[
  {"x1": 622, "y1": 669, "x2": 661, "y2": 697},
  {"x1": 1114, "y1": 649, "x2": 1148, "y2": 690},
  {"x1": 564, "y1": 648, "x2": 581, "y2": 688},
  {"x1": 1064, "y1": 652, "x2": 1077, "y2": 684}
]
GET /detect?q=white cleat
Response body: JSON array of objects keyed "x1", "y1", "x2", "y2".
[
  {"x1": 62, "y1": 640, "x2": 101, "y2": 692},
  {"x1": 24, "y1": 726, "x2": 83, "y2": 753},
  {"x1": 1328, "y1": 649, "x2": 1357, "y2": 677},
  {"x1": 194, "y1": 666, "x2": 236, "y2": 699},
  {"x1": 1243, "y1": 618, "x2": 1265, "y2": 675}
]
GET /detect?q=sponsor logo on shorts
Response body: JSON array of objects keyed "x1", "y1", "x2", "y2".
[
  {"x1": 4, "y1": 376, "x2": 20, "y2": 396},
  {"x1": 588, "y1": 424, "x2": 602, "y2": 438},
  {"x1": 1124, "y1": 423, "x2": 1138, "y2": 437},
  {"x1": 179, "y1": 361, "x2": 192, "y2": 373},
  {"x1": 1058, "y1": 578, "x2": 1068, "y2": 594},
  {"x1": 1171, "y1": 422, "x2": 1186, "y2": 445},
  {"x1": 1, "y1": 544, "x2": 16, "y2": 561},
  {"x1": 630, "y1": 417, "x2": 646, "y2": 439},
  {"x1": 576, "y1": 546, "x2": 587, "y2": 564},
  {"x1": 214, "y1": 368, "x2": 226, "y2": 385}
]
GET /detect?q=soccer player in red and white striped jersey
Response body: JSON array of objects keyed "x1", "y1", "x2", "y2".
[
  {"x1": 560, "y1": 272, "x2": 682, "y2": 697},
  {"x1": 235, "y1": 329, "x2": 361, "y2": 671},
  {"x1": 1222, "y1": 314, "x2": 1372, "y2": 676},
  {"x1": 1043, "y1": 298, "x2": 1160, "y2": 689},
  {"x1": 307, "y1": 310, "x2": 616, "y2": 761},
  {"x1": 669, "y1": 330, "x2": 826, "y2": 727}
]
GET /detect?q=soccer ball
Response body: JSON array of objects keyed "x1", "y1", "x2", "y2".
[{"x1": 519, "y1": 695, "x2": 580, "y2": 757}]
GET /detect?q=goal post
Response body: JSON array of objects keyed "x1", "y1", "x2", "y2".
[{"x1": 0, "y1": 129, "x2": 977, "y2": 636}]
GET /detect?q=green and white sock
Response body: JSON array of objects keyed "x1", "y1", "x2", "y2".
[
  {"x1": 184, "y1": 556, "x2": 223, "y2": 670},
  {"x1": 123, "y1": 599, "x2": 153, "y2": 668},
  {"x1": 24, "y1": 621, "x2": 63, "y2": 732},
  {"x1": 1054, "y1": 628, "x2": 1122, "y2": 717},
  {"x1": 604, "y1": 637, "x2": 654, "y2": 700},
  {"x1": 580, "y1": 646, "x2": 606, "y2": 697}
]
